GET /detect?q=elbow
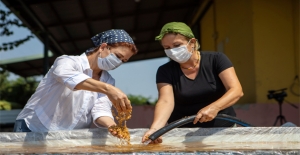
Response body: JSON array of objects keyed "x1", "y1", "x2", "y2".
[
  {"x1": 229, "y1": 89, "x2": 243, "y2": 106},
  {"x1": 230, "y1": 87, "x2": 243, "y2": 100},
  {"x1": 239, "y1": 88, "x2": 244, "y2": 97},
  {"x1": 237, "y1": 89, "x2": 244, "y2": 99}
]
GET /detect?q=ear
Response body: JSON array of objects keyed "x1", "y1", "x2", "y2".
[
  {"x1": 190, "y1": 38, "x2": 197, "y2": 43},
  {"x1": 99, "y1": 43, "x2": 108, "y2": 51},
  {"x1": 192, "y1": 38, "x2": 198, "y2": 48}
]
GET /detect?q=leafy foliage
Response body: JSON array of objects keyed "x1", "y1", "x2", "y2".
[
  {"x1": 0, "y1": 100, "x2": 11, "y2": 110},
  {"x1": 0, "y1": 69, "x2": 39, "y2": 109},
  {"x1": 0, "y1": 100, "x2": 23, "y2": 110},
  {"x1": 127, "y1": 94, "x2": 157, "y2": 105},
  {"x1": 0, "y1": 9, "x2": 34, "y2": 51}
]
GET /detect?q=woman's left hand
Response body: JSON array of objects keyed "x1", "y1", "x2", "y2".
[{"x1": 193, "y1": 105, "x2": 220, "y2": 124}]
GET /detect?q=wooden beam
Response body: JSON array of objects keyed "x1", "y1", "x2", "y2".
[
  {"x1": 46, "y1": 3, "x2": 196, "y2": 28},
  {"x1": 78, "y1": 0, "x2": 93, "y2": 37},
  {"x1": 57, "y1": 27, "x2": 160, "y2": 44},
  {"x1": 48, "y1": 1, "x2": 80, "y2": 53},
  {"x1": 189, "y1": 0, "x2": 213, "y2": 27}
]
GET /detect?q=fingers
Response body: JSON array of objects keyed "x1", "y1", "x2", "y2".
[
  {"x1": 113, "y1": 101, "x2": 122, "y2": 112},
  {"x1": 194, "y1": 112, "x2": 215, "y2": 124},
  {"x1": 125, "y1": 99, "x2": 132, "y2": 111},
  {"x1": 116, "y1": 99, "x2": 132, "y2": 112},
  {"x1": 142, "y1": 130, "x2": 154, "y2": 143},
  {"x1": 199, "y1": 115, "x2": 207, "y2": 123},
  {"x1": 118, "y1": 99, "x2": 126, "y2": 111},
  {"x1": 142, "y1": 136, "x2": 147, "y2": 143},
  {"x1": 142, "y1": 129, "x2": 162, "y2": 144},
  {"x1": 157, "y1": 137, "x2": 162, "y2": 143},
  {"x1": 109, "y1": 129, "x2": 125, "y2": 138},
  {"x1": 142, "y1": 136, "x2": 162, "y2": 144},
  {"x1": 142, "y1": 131, "x2": 152, "y2": 143},
  {"x1": 107, "y1": 86, "x2": 131, "y2": 112},
  {"x1": 109, "y1": 129, "x2": 118, "y2": 137},
  {"x1": 193, "y1": 113, "x2": 202, "y2": 124},
  {"x1": 150, "y1": 137, "x2": 162, "y2": 144}
]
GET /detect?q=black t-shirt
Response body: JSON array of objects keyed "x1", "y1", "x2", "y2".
[{"x1": 156, "y1": 51, "x2": 236, "y2": 128}]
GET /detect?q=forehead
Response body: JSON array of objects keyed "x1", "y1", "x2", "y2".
[
  {"x1": 111, "y1": 46, "x2": 131, "y2": 53},
  {"x1": 110, "y1": 46, "x2": 133, "y2": 58},
  {"x1": 161, "y1": 33, "x2": 187, "y2": 45}
]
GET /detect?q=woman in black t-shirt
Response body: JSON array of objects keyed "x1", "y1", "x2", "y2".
[{"x1": 142, "y1": 22, "x2": 243, "y2": 144}]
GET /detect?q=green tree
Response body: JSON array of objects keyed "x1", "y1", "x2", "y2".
[
  {"x1": 0, "y1": 68, "x2": 38, "y2": 109},
  {"x1": 127, "y1": 94, "x2": 157, "y2": 105},
  {"x1": 0, "y1": 9, "x2": 34, "y2": 51},
  {"x1": 0, "y1": 7, "x2": 37, "y2": 109}
]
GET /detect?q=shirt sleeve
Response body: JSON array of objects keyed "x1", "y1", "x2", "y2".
[
  {"x1": 52, "y1": 55, "x2": 91, "y2": 90},
  {"x1": 214, "y1": 52, "x2": 233, "y2": 74},
  {"x1": 92, "y1": 95, "x2": 114, "y2": 128},
  {"x1": 156, "y1": 63, "x2": 173, "y2": 84},
  {"x1": 92, "y1": 70, "x2": 116, "y2": 128}
]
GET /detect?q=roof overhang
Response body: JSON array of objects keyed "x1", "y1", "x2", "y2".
[{"x1": 1, "y1": 0, "x2": 204, "y2": 77}]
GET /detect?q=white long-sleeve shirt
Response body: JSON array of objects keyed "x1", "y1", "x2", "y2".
[{"x1": 16, "y1": 53, "x2": 115, "y2": 132}]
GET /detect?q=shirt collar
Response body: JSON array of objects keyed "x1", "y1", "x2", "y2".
[{"x1": 80, "y1": 53, "x2": 91, "y2": 71}]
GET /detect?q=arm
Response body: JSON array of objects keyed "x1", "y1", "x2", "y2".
[
  {"x1": 95, "y1": 116, "x2": 116, "y2": 128},
  {"x1": 75, "y1": 78, "x2": 110, "y2": 94},
  {"x1": 95, "y1": 116, "x2": 122, "y2": 137},
  {"x1": 151, "y1": 83, "x2": 174, "y2": 129},
  {"x1": 52, "y1": 56, "x2": 130, "y2": 112},
  {"x1": 194, "y1": 67, "x2": 243, "y2": 124},
  {"x1": 92, "y1": 95, "x2": 121, "y2": 137},
  {"x1": 75, "y1": 78, "x2": 131, "y2": 112},
  {"x1": 142, "y1": 83, "x2": 174, "y2": 143}
]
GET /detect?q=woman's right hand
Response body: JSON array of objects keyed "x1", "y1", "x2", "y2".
[
  {"x1": 142, "y1": 128, "x2": 162, "y2": 144},
  {"x1": 105, "y1": 84, "x2": 132, "y2": 112},
  {"x1": 75, "y1": 79, "x2": 132, "y2": 112}
]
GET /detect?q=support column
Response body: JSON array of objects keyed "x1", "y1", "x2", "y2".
[{"x1": 42, "y1": 32, "x2": 49, "y2": 76}]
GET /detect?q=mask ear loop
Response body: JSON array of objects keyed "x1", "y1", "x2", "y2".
[
  {"x1": 97, "y1": 44, "x2": 107, "y2": 58},
  {"x1": 194, "y1": 39, "x2": 200, "y2": 50},
  {"x1": 186, "y1": 39, "x2": 192, "y2": 45},
  {"x1": 105, "y1": 47, "x2": 114, "y2": 58},
  {"x1": 186, "y1": 39, "x2": 194, "y2": 53},
  {"x1": 99, "y1": 46, "x2": 110, "y2": 59},
  {"x1": 106, "y1": 46, "x2": 111, "y2": 53}
]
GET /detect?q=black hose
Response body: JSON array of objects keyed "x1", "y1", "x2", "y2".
[{"x1": 148, "y1": 114, "x2": 254, "y2": 141}]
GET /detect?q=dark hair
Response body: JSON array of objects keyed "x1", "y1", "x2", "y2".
[{"x1": 86, "y1": 42, "x2": 138, "y2": 56}]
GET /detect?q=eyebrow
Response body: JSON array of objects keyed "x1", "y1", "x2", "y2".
[
  {"x1": 162, "y1": 41, "x2": 182, "y2": 47},
  {"x1": 116, "y1": 52, "x2": 128, "y2": 62},
  {"x1": 118, "y1": 53, "x2": 124, "y2": 58}
]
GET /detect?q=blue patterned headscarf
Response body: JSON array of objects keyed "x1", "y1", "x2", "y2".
[{"x1": 87, "y1": 29, "x2": 134, "y2": 53}]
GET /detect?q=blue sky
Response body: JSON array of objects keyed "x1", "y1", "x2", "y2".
[{"x1": 0, "y1": 1, "x2": 169, "y2": 102}]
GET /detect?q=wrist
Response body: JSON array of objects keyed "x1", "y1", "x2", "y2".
[
  {"x1": 209, "y1": 103, "x2": 221, "y2": 112},
  {"x1": 149, "y1": 128, "x2": 158, "y2": 131},
  {"x1": 104, "y1": 83, "x2": 109, "y2": 93},
  {"x1": 101, "y1": 83, "x2": 111, "y2": 94},
  {"x1": 108, "y1": 123, "x2": 116, "y2": 128}
]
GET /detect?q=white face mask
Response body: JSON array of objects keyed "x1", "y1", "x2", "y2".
[
  {"x1": 164, "y1": 40, "x2": 193, "y2": 63},
  {"x1": 97, "y1": 48, "x2": 122, "y2": 71}
]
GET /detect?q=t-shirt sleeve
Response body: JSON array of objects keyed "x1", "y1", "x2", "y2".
[
  {"x1": 214, "y1": 52, "x2": 233, "y2": 74},
  {"x1": 156, "y1": 64, "x2": 173, "y2": 84}
]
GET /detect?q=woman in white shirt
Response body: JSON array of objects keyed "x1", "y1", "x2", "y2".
[{"x1": 13, "y1": 29, "x2": 138, "y2": 135}]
